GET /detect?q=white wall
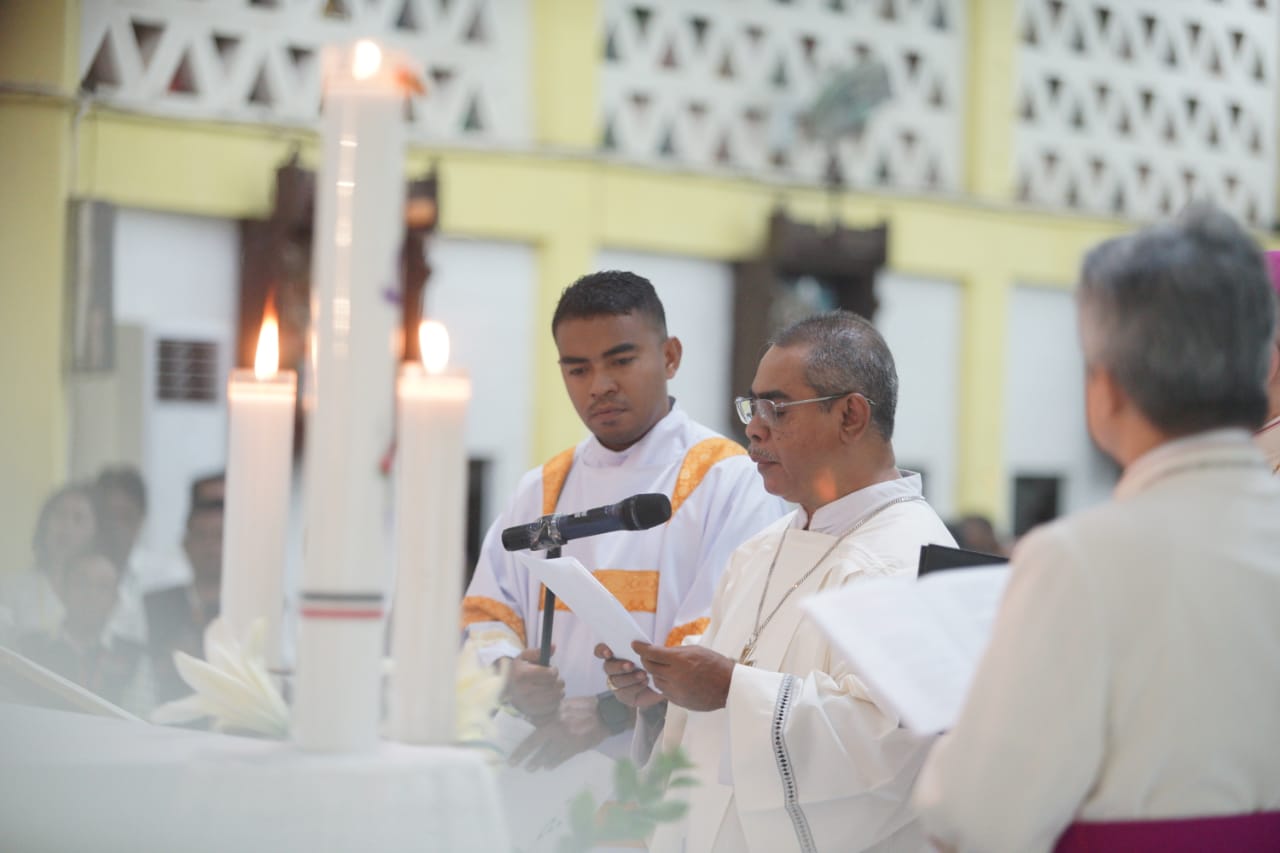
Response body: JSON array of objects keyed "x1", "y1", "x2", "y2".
[
  {"x1": 1004, "y1": 285, "x2": 1116, "y2": 523},
  {"x1": 110, "y1": 208, "x2": 239, "y2": 558},
  {"x1": 594, "y1": 249, "x2": 738, "y2": 438},
  {"x1": 424, "y1": 236, "x2": 537, "y2": 526},
  {"x1": 876, "y1": 272, "x2": 963, "y2": 520}
]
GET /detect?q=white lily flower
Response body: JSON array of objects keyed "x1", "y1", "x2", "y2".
[
  {"x1": 151, "y1": 618, "x2": 289, "y2": 738},
  {"x1": 456, "y1": 639, "x2": 507, "y2": 744}
]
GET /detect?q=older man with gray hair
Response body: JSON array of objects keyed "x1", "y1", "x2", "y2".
[
  {"x1": 914, "y1": 203, "x2": 1280, "y2": 852},
  {"x1": 601, "y1": 309, "x2": 955, "y2": 852}
]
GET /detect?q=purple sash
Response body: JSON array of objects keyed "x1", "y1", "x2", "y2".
[{"x1": 1055, "y1": 811, "x2": 1280, "y2": 852}]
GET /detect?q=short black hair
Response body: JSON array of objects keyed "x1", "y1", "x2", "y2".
[
  {"x1": 552, "y1": 270, "x2": 668, "y2": 338},
  {"x1": 190, "y1": 472, "x2": 225, "y2": 512}
]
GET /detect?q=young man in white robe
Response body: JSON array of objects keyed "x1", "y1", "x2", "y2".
[
  {"x1": 1255, "y1": 251, "x2": 1280, "y2": 474},
  {"x1": 914, "y1": 204, "x2": 1280, "y2": 852},
  {"x1": 601, "y1": 310, "x2": 955, "y2": 852},
  {"x1": 462, "y1": 271, "x2": 785, "y2": 769}
]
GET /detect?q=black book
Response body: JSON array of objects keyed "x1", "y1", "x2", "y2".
[{"x1": 917, "y1": 543, "x2": 1008, "y2": 577}]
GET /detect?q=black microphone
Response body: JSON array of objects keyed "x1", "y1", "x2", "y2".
[{"x1": 501, "y1": 493, "x2": 672, "y2": 552}]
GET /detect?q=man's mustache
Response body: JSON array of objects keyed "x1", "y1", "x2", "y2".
[{"x1": 748, "y1": 447, "x2": 777, "y2": 464}]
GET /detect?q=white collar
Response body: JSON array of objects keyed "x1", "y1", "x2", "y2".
[
  {"x1": 1115, "y1": 428, "x2": 1264, "y2": 499},
  {"x1": 792, "y1": 470, "x2": 925, "y2": 536},
  {"x1": 578, "y1": 400, "x2": 687, "y2": 469}
]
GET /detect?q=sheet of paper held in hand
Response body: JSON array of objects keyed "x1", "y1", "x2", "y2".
[
  {"x1": 802, "y1": 565, "x2": 1011, "y2": 734},
  {"x1": 514, "y1": 552, "x2": 649, "y2": 662}
]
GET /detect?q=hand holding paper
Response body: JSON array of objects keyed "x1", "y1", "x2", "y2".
[{"x1": 513, "y1": 553, "x2": 648, "y2": 666}]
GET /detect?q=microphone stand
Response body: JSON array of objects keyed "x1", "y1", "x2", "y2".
[{"x1": 539, "y1": 546, "x2": 560, "y2": 666}]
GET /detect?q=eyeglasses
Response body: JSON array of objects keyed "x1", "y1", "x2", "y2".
[{"x1": 733, "y1": 392, "x2": 869, "y2": 427}]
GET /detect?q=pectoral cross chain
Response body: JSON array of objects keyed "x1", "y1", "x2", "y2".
[
  {"x1": 739, "y1": 635, "x2": 758, "y2": 667},
  {"x1": 737, "y1": 495, "x2": 926, "y2": 671}
]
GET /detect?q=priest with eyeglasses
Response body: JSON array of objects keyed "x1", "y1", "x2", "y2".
[{"x1": 598, "y1": 310, "x2": 955, "y2": 852}]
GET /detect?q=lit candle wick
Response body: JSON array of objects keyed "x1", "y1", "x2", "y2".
[
  {"x1": 255, "y1": 301, "x2": 281, "y2": 380},
  {"x1": 419, "y1": 320, "x2": 450, "y2": 375}
]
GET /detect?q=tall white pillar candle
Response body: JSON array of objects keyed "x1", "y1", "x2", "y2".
[
  {"x1": 389, "y1": 321, "x2": 471, "y2": 744},
  {"x1": 293, "y1": 39, "x2": 412, "y2": 753},
  {"x1": 220, "y1": 307, "x2": 296, "y2": 670}
]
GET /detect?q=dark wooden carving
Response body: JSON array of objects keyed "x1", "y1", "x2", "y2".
[
  {"x1": 237, "y1": 156, "x2": 439, "y2": 367},
  {"x1": 236, "y1": 154, "x2": 440, "y2": 453},
  {"x1": 730, "y1": 207, "x2": 889, "y2": 402}
]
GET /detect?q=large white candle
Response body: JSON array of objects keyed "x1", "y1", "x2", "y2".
[
  {"x1": 221, "y1": 304, "x2": 296, "y2": 670},
  {"x1": 389, "y1": 321, "x2": 471, "y2": 745},
  {"x1": 293, "y1": 39, "x2": 412, "y2": 753}
]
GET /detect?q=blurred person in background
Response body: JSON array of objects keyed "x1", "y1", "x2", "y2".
[
  {"x1": 1256, "y1": 251, "x2": 1280, "y2": 474},
  {"x1": 952, "y1": 513, "x2": 1007, "y2": 556},
  {"x1": 19, "y1": 547, "x2": 143, "y2": 708},
  {"x1": 146, "y1": 473, "x2": 225, "y2": 703},
  {"x1": 94, "y1": 466, "x2": 190, "y2": 651},
  {"x1": 189, "y1": 471, "x2": 226, "y2": 509},
  {"x1": 0, "y1": 483, "x2": 100, "y2": 645}
]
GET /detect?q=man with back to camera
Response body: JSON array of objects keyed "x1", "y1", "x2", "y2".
[
  {"x1": 461, "y1": 270, "x2": 786, "y2": 768},
  {"x1": 915, "y1": 203, "x2": 1280, "y2": 851}
]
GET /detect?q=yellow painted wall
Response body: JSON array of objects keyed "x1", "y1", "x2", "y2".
[
  {"x1": 73, "y1": 111, "x2": 1127, "y2": 522},
  {"x1": 0, "y1": 0, "x2": 77, "y2": 574}
]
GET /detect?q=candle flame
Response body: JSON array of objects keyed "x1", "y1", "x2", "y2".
[
  {"x1": 255, "y1": 299, "x2": 281, "y2": 379},
  {"x1": 419, "y1": 320, "x2": 450, "y2": 375},
  {"x1": 351, "y1": 40, "x2": 383, "y2": 81}
]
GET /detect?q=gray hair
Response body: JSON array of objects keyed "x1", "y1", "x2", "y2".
[
  {"x1": 770, "y1": 310, "x2": 898, "y2": 440},
  {"x1": 1078, "y1": 202, "x2": 1275, "y2": 435}
]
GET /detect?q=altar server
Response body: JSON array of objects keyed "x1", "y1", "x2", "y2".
[
  {"x1": 604, "y1": 310, "x2": 955, "y2": 852},
  {"x1": 915, "y1": 204, "x2": 1280, "y2": 852},
  {"x1": 462, "y1": 270, "x2": 785, "y2": 765}
]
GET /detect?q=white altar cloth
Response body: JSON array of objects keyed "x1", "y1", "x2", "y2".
[{"x1": 0, "y1": 703, "x2": 510, "y2": 852}]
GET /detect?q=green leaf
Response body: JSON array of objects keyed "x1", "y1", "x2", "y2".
[
  {"x1": 556, "y1": 746, "x2": 700, "y2": 850},
  {"x1": 663, "y1": 749, "x2": 696, "y2": 771},
  {"x1": 568, "y1": 791, "x2": 597, "y2": 836},
  {"x1": 647, "y1": 800, "x2": 689, "y2": 822},
  {"x1": 613, "y1": 757, "x2": 640, "y2": 800},
  {"x1": 636, "y1": 783, "x2": 662, "y2": 805}
]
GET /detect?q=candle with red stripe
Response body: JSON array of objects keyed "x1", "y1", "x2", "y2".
[
  {"x1": 292, "y1": 38, "x2": 415, "y2": 753},
  {"x1": 388, "y1": 320, "x2": 470, "y2": 744}
]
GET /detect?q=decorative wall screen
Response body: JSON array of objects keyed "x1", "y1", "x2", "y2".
[
  {"x1": 600, "y1": 0, "x2": 967, "y2": 192},
  {"x1": 1014, "y1": 0, "x2": 1278, "y2": 226},
  {"x1": 78, "y1": 0, "x2": 531, "y2": 146}
]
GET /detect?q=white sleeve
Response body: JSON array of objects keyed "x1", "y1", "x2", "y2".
[
  {"x1": 725, "y1": 661, "x2": 934, "y2": 852},
  {"x1": 460, "y1": 472, "x2": 544, "y2": 666},
  {"x1": 913, "y1": 524, "x2": 1107, "y2": 853}
]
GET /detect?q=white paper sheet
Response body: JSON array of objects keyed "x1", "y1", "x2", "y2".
[
  {"x1": 513, "y1": 553, "x2": 649, "y2": 662},
  {"x1": 802, "y1": 565, "x2": 1010, "y2": 734}
]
